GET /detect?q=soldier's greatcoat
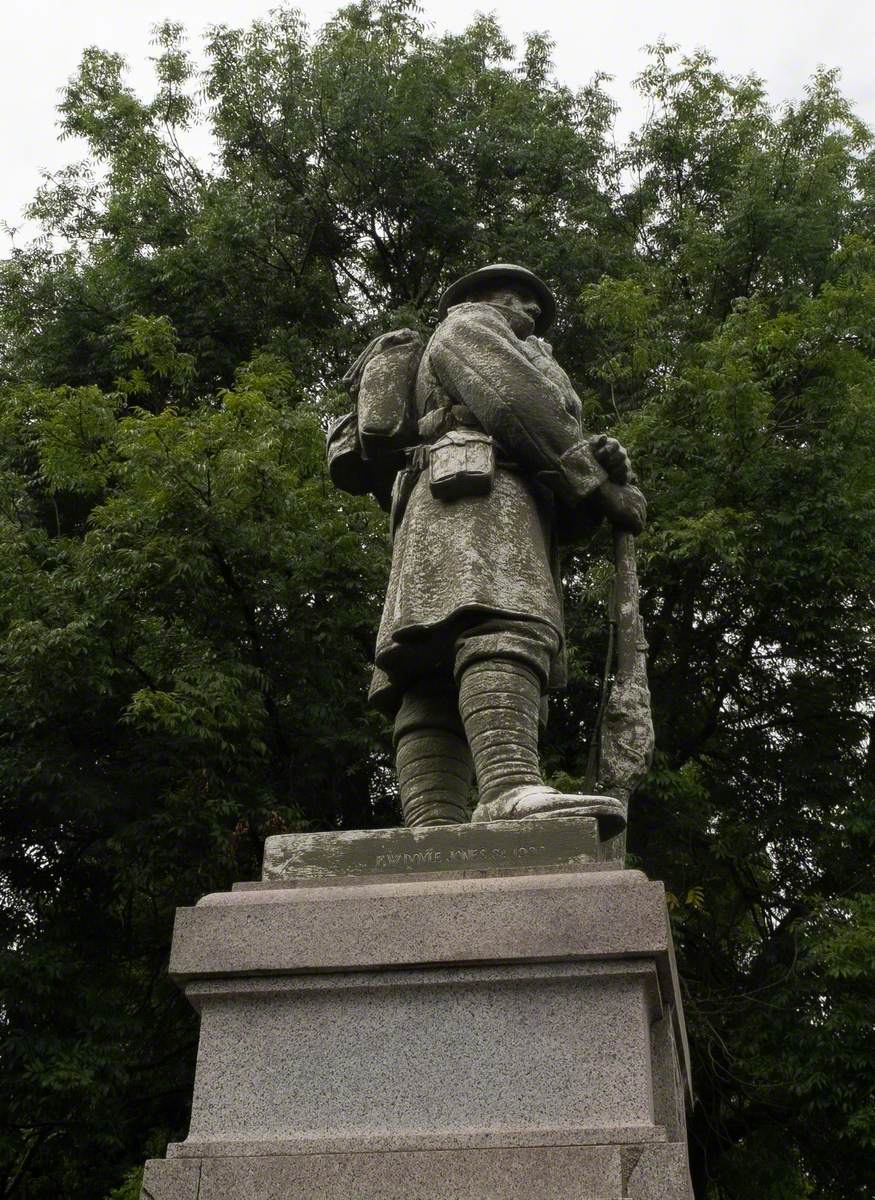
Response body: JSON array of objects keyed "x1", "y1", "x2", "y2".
[{"x1": 369, "y1": 301, "x2": 608, "y2": 715}]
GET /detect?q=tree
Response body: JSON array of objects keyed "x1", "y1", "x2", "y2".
[{"x1": 0, "y1": 7, "x2": 872, "y2": 1197}]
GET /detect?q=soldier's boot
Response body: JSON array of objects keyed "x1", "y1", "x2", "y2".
[
  {"x1": 458, "y1": 658, "x2": 626, "y2": 836},
  {"x1": 394, "y1": 680, "x2": 473, "y2": 827}
]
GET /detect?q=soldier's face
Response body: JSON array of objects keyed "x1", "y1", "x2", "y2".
[{"x1": 478, "y1": 284, "x2": 541, "y2": 337}]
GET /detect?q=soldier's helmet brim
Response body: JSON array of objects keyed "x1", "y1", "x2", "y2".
[{"x1": 437, "y1": 263, "x2": 557, "y2": 335}]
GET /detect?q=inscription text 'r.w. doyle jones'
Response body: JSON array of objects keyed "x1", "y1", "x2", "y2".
[{"x1": 373, "y1": 844, "x2": 548, "y2": 869}]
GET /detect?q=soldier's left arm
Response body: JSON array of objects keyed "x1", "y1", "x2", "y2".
[
  {"x1": 534, "y1": 356, "x2": 644, "y2": 538},
  {"x1": 429, "y1": 305, "x2": 608, "y2": 505}
]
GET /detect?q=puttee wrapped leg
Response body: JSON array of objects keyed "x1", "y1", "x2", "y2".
[
  {"x1": 456, "y1": 659, "x2": 544, "y2": 806},
  {"x1": 394, "y1": 681, "x2": 473, "y2": 827},
  {"x1": 456, "y1": 656, "x2": 627, "y2": 835}
]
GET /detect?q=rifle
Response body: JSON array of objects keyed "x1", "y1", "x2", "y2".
[{"x1": 583, "y1": 526, "x2": 655, "y2": 855}]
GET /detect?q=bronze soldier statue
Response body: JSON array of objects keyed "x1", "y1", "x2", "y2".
[{"x1": 329, "y1": 264, "x2": 646, "y2": 832}]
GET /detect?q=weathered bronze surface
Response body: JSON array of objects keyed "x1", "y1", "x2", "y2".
[
  {"x1": 331, "y1": 264, "x2": 652, "y2": 831},
  {"x1": 260, "y1": 816, "x2": 622, "y2": 884}
]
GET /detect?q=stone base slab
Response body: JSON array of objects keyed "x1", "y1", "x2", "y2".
[
  {"x1": 142, "y1": 1141, "x2": 693, "y2": 1199},
  {"x1": 170, "y1": 869, "x2": 677, "y2": 994},
  {"x1": 177, "y1": 958, "x2": 666, "y2": 1148},
  {"x1": 142, "y1": 822, "x2": 694, "y2": 1200}
]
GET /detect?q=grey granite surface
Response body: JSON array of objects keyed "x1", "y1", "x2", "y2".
[
  {"x1": 170, "y1": 869, "x2": 668, "y2": 981},
  {"x1": 140, "y1": 1160, "x2": 199, "y2": 1200},
  {"x1": 178, "y1": 960, "x2": 657, "y2": 1152},
  {"x1": 145, "y1": 857, "x2": 694, "y2": 1199},
  {"x1": 143, "y1": 1141, "x2": 694, "y2": 1199}
]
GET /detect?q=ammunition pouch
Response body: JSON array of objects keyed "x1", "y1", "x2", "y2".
[{"x1": 428, "y1": 429, "x2": 495, "y2": 501}]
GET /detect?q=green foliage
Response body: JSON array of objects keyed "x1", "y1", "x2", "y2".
[
  {"x1": 104, "y1": 1167, "x2": 143, "y2": 1200},
  {"x1": 0, "y1": 8, "x2": 873, "y2": 1198}
]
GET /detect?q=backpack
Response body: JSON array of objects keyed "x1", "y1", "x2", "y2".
[{"x1": 327, "y1": 328, "x2": 423, "y2": 509}]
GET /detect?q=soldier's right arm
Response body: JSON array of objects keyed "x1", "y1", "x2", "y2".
[{"x1": 429, "y1": 304, "x2": 608, "y2": 506}]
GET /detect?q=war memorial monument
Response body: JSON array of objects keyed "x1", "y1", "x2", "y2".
[{"x1": 141, "y1": 265, "x2": 695, "y2": 1198}]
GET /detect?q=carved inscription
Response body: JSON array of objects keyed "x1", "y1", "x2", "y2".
[
  {"x1": 263, "y1": 816, "x2": 606, "y2": 881},
  {"x1": 373, "y1": 844, "x2": 547, "y2": 870}
]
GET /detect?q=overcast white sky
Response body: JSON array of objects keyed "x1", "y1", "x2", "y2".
[{"x1": 2, "y1": 0, "x2": 873, "y2": 248}]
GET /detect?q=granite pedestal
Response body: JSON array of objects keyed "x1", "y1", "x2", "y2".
[{"x1": 141, "y1": 819, "x2": 694, "y2": 1199}]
